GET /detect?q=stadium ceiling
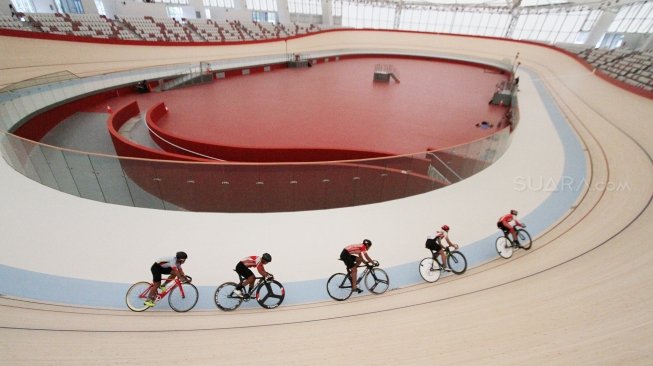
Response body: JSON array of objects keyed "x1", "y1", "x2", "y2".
[{"x1": 383, "y1": 0, "x2": 636, "y2": 9}]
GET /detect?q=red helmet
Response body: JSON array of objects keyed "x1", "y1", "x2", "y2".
[{"x1": 441, "y1": 225, "x2": 450, "y2": 231}]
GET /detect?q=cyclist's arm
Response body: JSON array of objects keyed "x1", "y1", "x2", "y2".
[
  {"x1": 256, "y1": 263, "x2": 269, "y2": 278},
  {"x1": 171, "y1": 266, "x2": 187, "y2": 281},
  {"x1": 514, "y1": 219, "x2": 524, "y2": 228},
  {"x1": 444, "y1": 235, "x2": 459, "y2": 250},
  {"x1": 361, "y1": 251, "x2": 374, "y2": 264}
]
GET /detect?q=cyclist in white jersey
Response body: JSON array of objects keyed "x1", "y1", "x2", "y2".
[
  {"x1": 429, "y1": 225, "x2": 459, "y2": 269},
  {"x1": 144, "y1": 251, "x2": 188, "y2": 307}
]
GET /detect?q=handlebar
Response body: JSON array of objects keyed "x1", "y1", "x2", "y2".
[{"x1": 362, "y1": 261, "x2": 380, "y2": 268}]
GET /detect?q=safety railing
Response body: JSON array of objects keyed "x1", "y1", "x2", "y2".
[{"x1": 0, "y1": 125, "x2": 513, "y2": 212}]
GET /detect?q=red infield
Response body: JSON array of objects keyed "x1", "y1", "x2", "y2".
[{"x1": 94, "y1": 57, "x2": 510, "y2": 160}]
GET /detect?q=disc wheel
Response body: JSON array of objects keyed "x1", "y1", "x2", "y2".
[
  {"x1": 215, "y1": 282, "x2": 244, "y2": 311},
  {"x1": 256, "y1": 280, "x2": 285, "y2": 309},
  {"x1": 326, "y1": 273, "x2": 353, "y2": 301},
  {"x1": 364, "y1": 268, "x2": 390, "y2": 294},
  {"x1": 496, "y1": 236, "x2": 513, "y2": 259},
  {"x1": 419, "y1": 258, "x2": 441, "y2": 283}
]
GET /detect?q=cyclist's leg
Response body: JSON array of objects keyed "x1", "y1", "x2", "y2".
[
  {"x1": 163, "y1": 271, "x2": 177, "y2": 287},
  {"x1": 243, "y1": 275, "x2": 255, "y2": 294},
  {"x1": 509, "y1": 226, "x2": 520, "y2": 245},
  {"x1": 438, "y1": 248, "x2": 447, "y2": 269},
  {"x1": 428, "y1": 249, "x2": 440, "y2": 268},
  {"x1": 498, "y1": 222, "x2": 514, "y2": 244},
  {"x1": 234, "y1": 262, "x2": 253, "y2": 296},
  {"x1": 340, "y1": 249, "x2": 359, "y2": 292},
  {"x1": 352, "y1": 255, "x2": 366, "y2": 291},
  {"x1": 147, "y1": 263, "x2": 165, "y2": 305},
  {"x1": 234, "y1": 262, "x2": 248, "y2": 288}
]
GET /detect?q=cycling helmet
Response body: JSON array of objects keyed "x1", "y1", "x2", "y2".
[
  {"x1": 510, "y1": 209, "x2": 518, "y2": 215},
  {"x1": 176, "y1": 251, "x2": 188, "y2": 260},
  {"x1": 441, "y1": 225, "x2": 450, "y2": 232},
  {"x1": 363, "y1": 239, "x2": 372, "y2": 247},
  {"x1": 262, "y1": 253, "x2": 272, "y2": 262}
]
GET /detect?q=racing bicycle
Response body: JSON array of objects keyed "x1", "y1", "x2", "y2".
[
  {"x1": 126, "y1": 275, "x2": 198, "y2": 312},
  {"x1": 214, "y1": 272, "x2": 285, "y2": 311},
  {"x1": 419, "y1": 246, "x2": 468, "y2": 283},
  {"x1": 326, "y1": 261, "x2": 389, "y2": 301},
  {"x1": 495, "y1": 227, "x2": 532, "y2": 259}
]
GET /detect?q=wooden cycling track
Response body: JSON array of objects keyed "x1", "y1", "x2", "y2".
[{"x1": 0, "y1": 32, "x2": 652, "y2": 365}]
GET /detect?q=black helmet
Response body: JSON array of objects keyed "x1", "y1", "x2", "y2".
[
  {"x1": 176, "y1": 251, "x2": 188, "y2": 260},
  {"x1": 510, "y1": 209, "x2": 518, "y2": 215},
  {"x1": 363, "y1": 239, "x2": 372, "y2": 247},
  {"x1": 262, "y1": 253, "x2": 272, "y2": 262}
]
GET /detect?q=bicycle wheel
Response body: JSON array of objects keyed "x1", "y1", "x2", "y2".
[
  {"x1": 419, "y1": 258, "x2": 441, "y2": 283},
  {"x1": 326, "y1": 273, "x2": 353, "y2": 301},
  {"x1": 364, "y1": 268, "x2": 390, "y2": 294},
  {"x1": 517, "y1": 229, "x2": 532, "y2": 250},
  {"x1": 126, "y1": 281, "x2": 152, "y2": 312},
  {"x1": 215, "y1": 282, "x2": 243, "y2": 311},
  {"x1": 168, "y1": 283, "x2": 199, "y2": 312},
  {"x1": 255, "y1": 280, "x2": 285, "y2": 309},
  {"x1": 496, "y1": 236, "x2": 513, "y2": 259},
  {"x1": 447, "y1": 251, "x2": 467, "y2": 274}
]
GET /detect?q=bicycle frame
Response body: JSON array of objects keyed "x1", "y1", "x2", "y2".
[
  {"x1": 431, "y1": 246, "x2": 453, "y2": 265},
  {"x1": 348, "y1": 264, "x2": 372, "y2": 285},
  {"x1": 326, "y1": 262, "x2": 389, "y2": 300},
  {"x1": 127, "y1": 275, "x2": 198, "y2": 312},
  {"x1": 141, "y1": 277, "x2": 185, "y2": 301},
  {"x1": 501, "y1": 226, "x2": 525, "y2": 243},
  {"x1": 237, "y1": 275, "x2": 272, "y2": 299}
]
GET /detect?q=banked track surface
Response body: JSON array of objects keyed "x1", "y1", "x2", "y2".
[{"x1": 1, "y1": 37, "x2": 652, "y2": 365}]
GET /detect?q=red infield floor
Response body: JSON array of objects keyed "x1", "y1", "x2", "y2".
[{"x1": 93, "y1": 57, "x2": 510, "y2": 157}]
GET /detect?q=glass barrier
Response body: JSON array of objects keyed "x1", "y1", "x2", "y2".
[
  {"x1": 0, "y1": 124, "x2": 513, "y2": 212},
  {"x1": 0, "y1": 71, "x2": 80, "y2": 93},
  {"x1": 0, "y1": 49, "x2": 518, "y2": 212}
]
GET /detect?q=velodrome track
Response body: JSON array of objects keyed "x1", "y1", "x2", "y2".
[{"x1": 0, "y1": 32, "x2": 652, "y2": 364}]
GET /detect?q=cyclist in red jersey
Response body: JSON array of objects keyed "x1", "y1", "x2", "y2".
[
  {"x1": 431, "y1": 225, "x2": 459, "y2": 269},
  {"x1": 497, "y1": 209, "x2": 526, "y2": 246},
  {"x1": 340, "y1": 239, "x2": 376, "y2": 293},
  {"x1": 233, "y1": 253, "x2": 272, "y2": 298}
]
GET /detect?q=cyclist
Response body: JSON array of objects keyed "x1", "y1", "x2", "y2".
[
  {"x1": 144, "y1": 251, "x2": 188, "y2": 308},
  {"x1": 233, "y1": 253, "x2": 272, "y2": 298},
  {"x1": 340, "y1": 239, "x2": 376, "y2": 294},
  {"x1": 429, "y1": 225, "x2": 459, "y2": 270},
  {"x1": 497, "y1": 209, "x2": 526, "y2": 246}
]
